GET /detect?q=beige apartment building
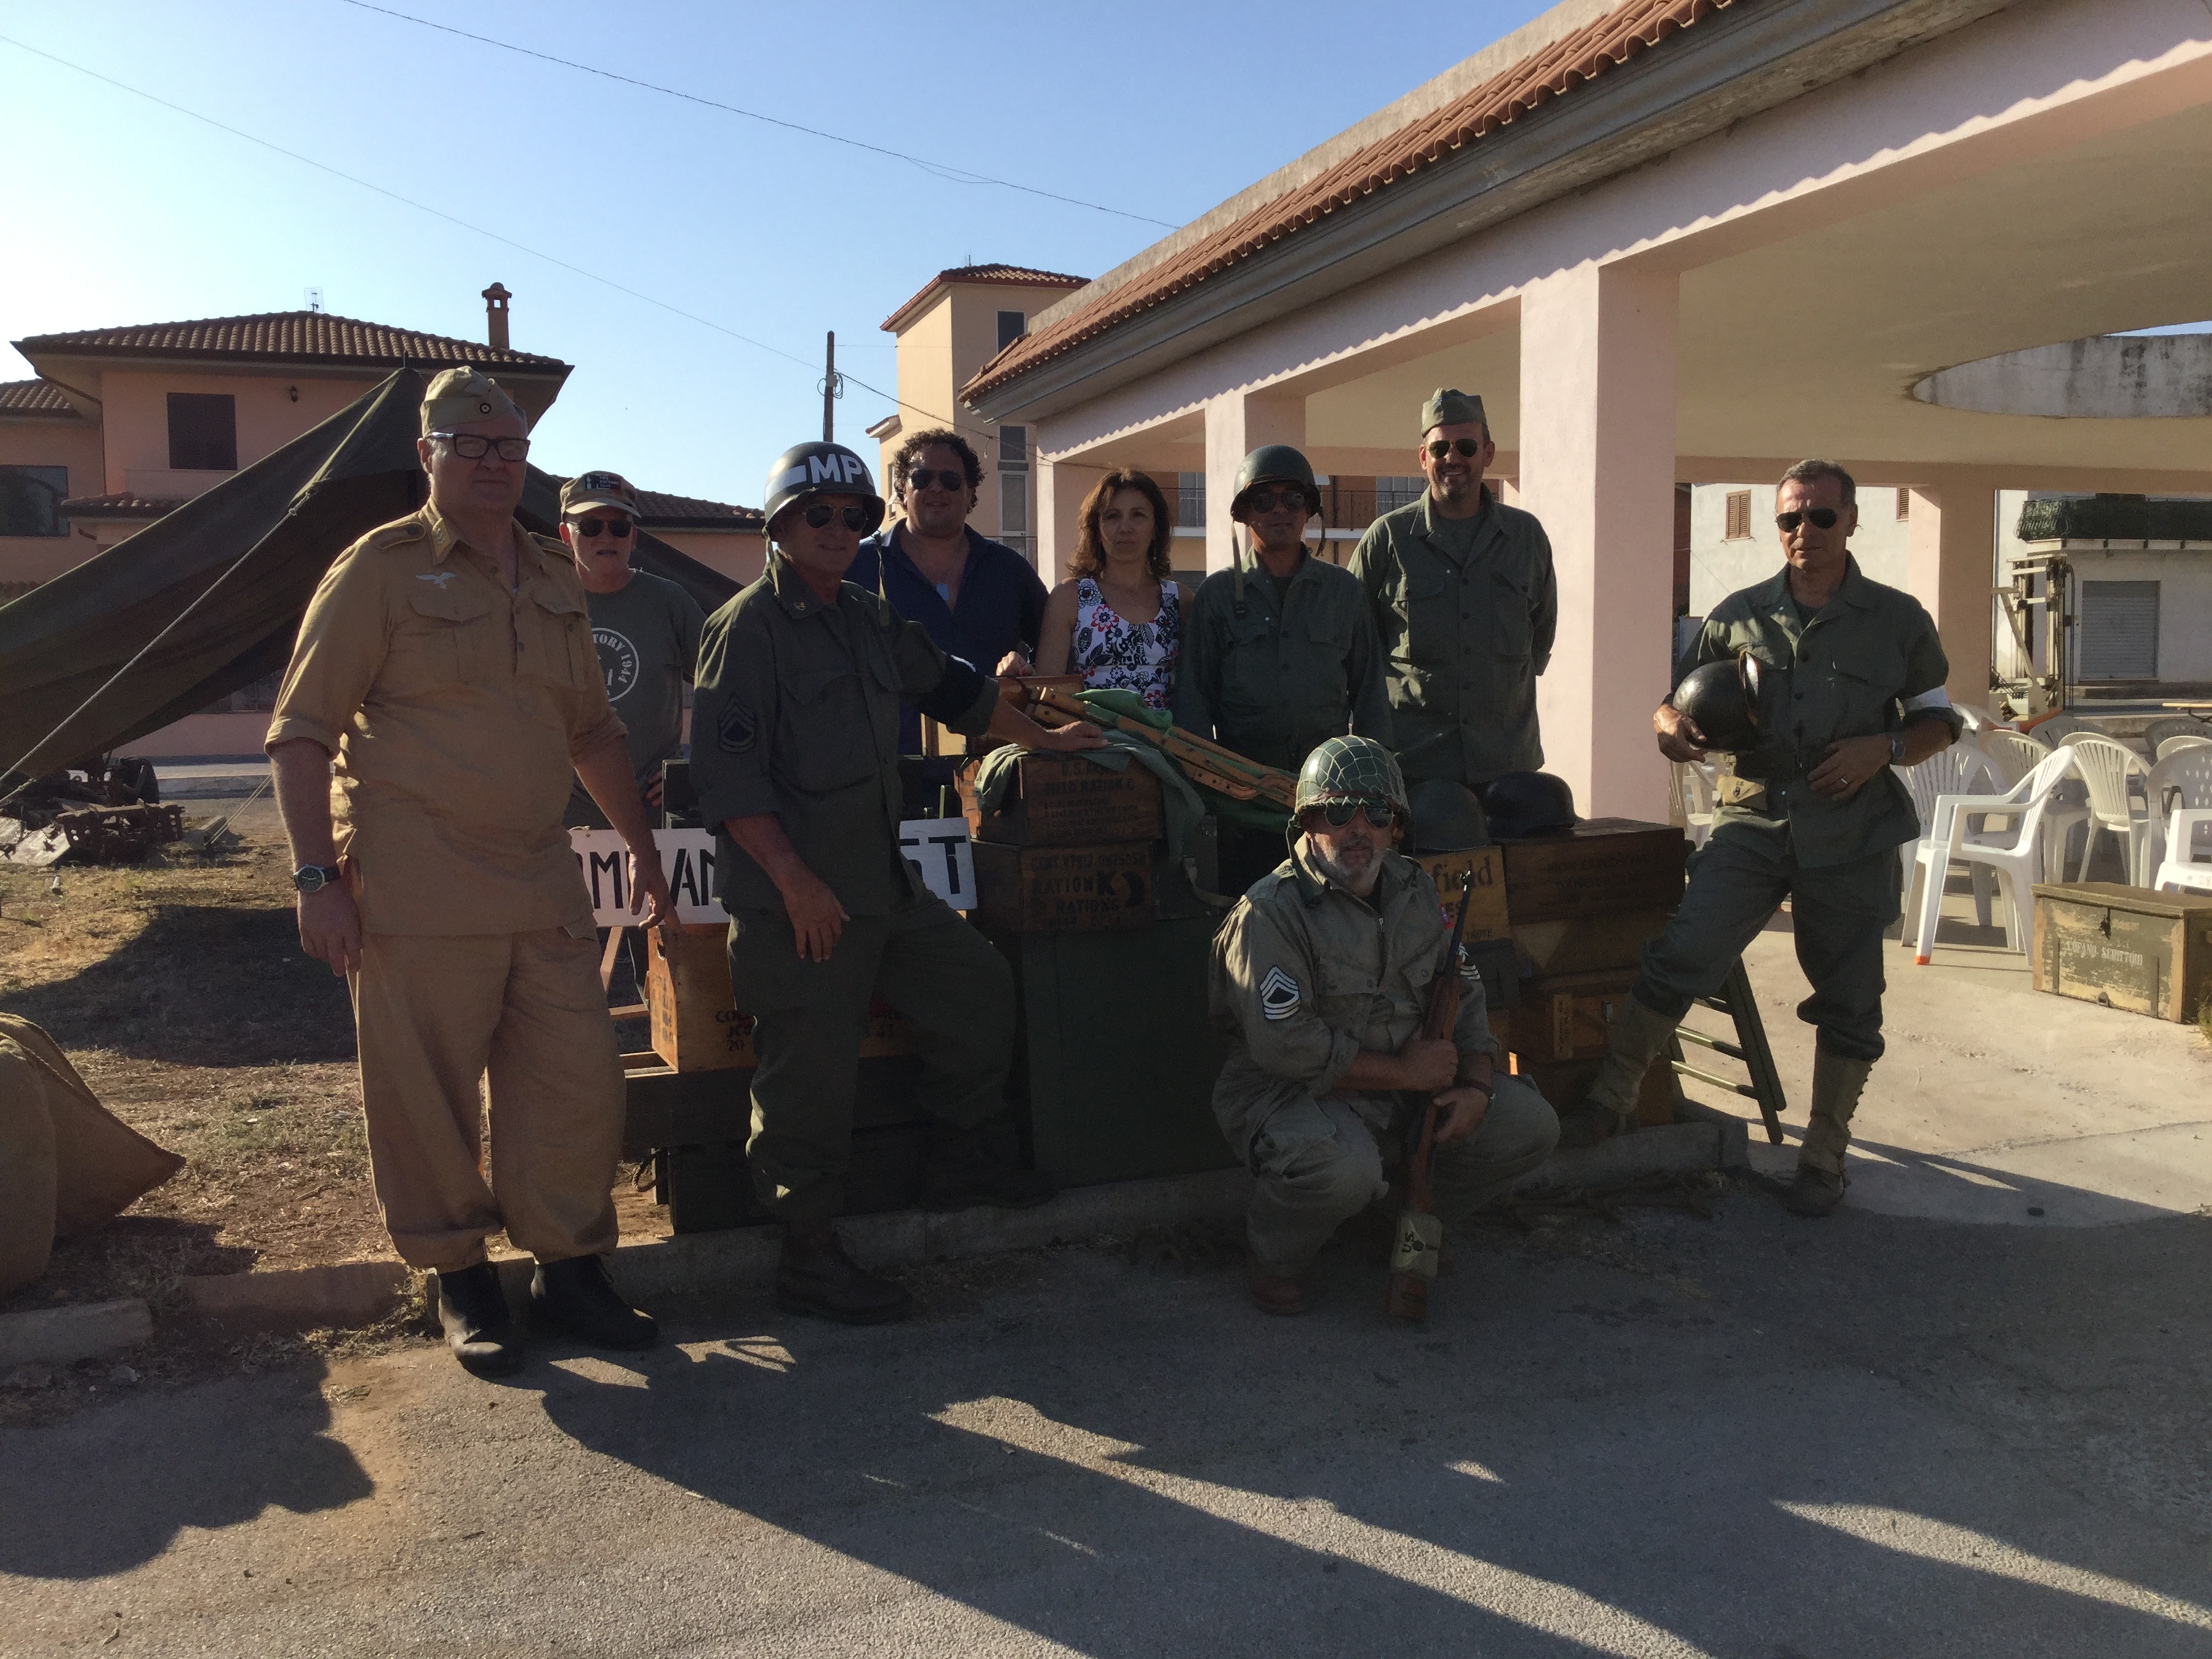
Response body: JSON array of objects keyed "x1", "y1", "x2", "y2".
[{"x1": 0, "y1": 289, "x2": 763, "y2": 756}]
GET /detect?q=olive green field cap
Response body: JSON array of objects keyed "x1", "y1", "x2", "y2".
[
  {"x1": 1420, "y1": 387, "x2": 1487, "y2": 436},
  {"x1": 560, "y1": 470, "x2": 641, "y2": 518},
  {"x1": 420, "y1": 366, "x2": 525, "y2": 436}
]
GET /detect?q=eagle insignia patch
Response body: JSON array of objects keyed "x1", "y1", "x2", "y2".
[{"x1": 1259, "y1": 966, "x2": 1301, "y2": 1021}]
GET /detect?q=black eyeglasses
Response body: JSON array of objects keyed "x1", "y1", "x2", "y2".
[
  {"x1": 1426, "y1": 438, "x2": 1483, "y2": 461},
  {"x1": 907, "y1": 468, "x2": 966, "y2": 493},
  {"x1": 571, "y1": 515, "x2": 634, "y2": 539},
  {"x1": 1319, "y1": 800, "x2": 1395, "y2": 829},
  {"x1": 803, "y1": 502, "x2": 871, "y2": 531},
  {"x1": 431, "y1": 432, "x2": 530, "y2": 461},
  {"x1": 1247, "y1": 488, "x2": 1309, "y2": 513},
  {"x1": 1776, "y1": 508, "x2": 1841, "y2": 532}
]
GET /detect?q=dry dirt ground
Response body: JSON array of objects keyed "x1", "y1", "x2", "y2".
[{"x1": 0, "y1": 825, "x2": 665, "y2": 1391}]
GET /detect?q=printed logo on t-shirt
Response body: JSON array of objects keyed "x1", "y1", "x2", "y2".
[{"x1": 594, "y1": 627, "x2": 640, "y2": 701}]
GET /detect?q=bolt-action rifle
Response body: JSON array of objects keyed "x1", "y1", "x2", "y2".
[{"x1": 1385, "y1": 868, "x2": 1477, "y2": 1323}]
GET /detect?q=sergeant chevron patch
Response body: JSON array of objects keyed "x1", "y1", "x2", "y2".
[{"x1": 1260, "y1": 966, "x2": 1301, "y2": 1021}]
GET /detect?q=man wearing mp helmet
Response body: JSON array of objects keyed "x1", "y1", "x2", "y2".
[
  {"x1": 1210, "y1": 735, "x2": 1557, "y2": 1315},
  {"x1": 1557, "y1": 460, "x2": 1961, "y2": 1218},
  {"x1": 689, "y1": 441, "x2": 1104, "y2": 1324}
]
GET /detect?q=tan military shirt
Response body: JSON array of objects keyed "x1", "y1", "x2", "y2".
[
  {"x1": 1208, "y1": 842, "x2": 1498, "y2": 1153},
  {"x1": 266, "y1": 503, "x2": 626, "y2": 935}
]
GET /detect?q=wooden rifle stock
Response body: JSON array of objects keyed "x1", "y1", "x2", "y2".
[{"x1": 1385, "y1": 869, "x2": 1477, "y2": 1322}]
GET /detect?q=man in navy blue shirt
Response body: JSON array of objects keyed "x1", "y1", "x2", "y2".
[{"x1": 847, "y1": 428, "x2": 1048, "y2": 815}]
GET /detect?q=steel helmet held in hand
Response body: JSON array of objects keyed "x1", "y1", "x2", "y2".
[{"x1": 1671, "y1": 651, "x2": 1765, "y2": 752}]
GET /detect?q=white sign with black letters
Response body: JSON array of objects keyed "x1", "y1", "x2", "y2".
[{"x1": 571, "y1": 819, "x2": 974, "y2": 924}]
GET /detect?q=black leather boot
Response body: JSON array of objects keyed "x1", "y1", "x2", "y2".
[
  {"x1": 529, "y1": 1254, "x2": 658, "y2": 1349},
  {"x1": 919, "y1": 1110, "x2": 1055, "y2": 1212},
  {"x1": 436, "y1": 1263, "x2": 523, "y2": 1377},
  {"x1": 776, "y1": 1221, "x2": 911, "y2": 1324}
]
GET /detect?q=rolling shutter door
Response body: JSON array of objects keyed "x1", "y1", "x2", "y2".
[{"x1": 2077, "y1": 580, "x2": 2158, "y2": 680}]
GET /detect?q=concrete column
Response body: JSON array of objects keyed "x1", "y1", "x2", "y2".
[
  {"x1": 1203, "y1": 390, "x2": 1304, "y2": 574},
  {"x1": 1905, "y1": 476, "x2": 1997, "y2": 708},
  {"x1": 1517, "y1": 263, "x2": 1678, "y2": 821},
  {"x1": 1035, "y1": 455, "x2": 1089, "y2": 588}
]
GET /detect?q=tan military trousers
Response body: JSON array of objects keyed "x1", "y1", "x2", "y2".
[{"x1": 349, "y1": 926, "x2": 623, "y2": 1271}]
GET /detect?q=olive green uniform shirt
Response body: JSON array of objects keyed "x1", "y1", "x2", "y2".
[
  {"x1": 1347, "y1": 488, "x2": 1557, "y2": 787},
  {"x1": 266, "y1": 504, "x2": 625, "y2": 937},
  {"x1": 1174, "y1": 552, "x2": 1393, "y2": 772},
  {"x1": 1208, "y1": 842, "x2": 1499, "y2": 1152},
  {"x1": 689, "y1": 556, "x2": 999, "y2": 917},
  {"x1": 1688, "y1": 556, "x2": 1963, "y2": 868}
]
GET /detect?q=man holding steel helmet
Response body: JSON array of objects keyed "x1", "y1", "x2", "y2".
[
  {"x1": 689, "y1": 441, "x2": 1103, "y2": 1324},
  {"x1": 1557, "y1": 461, "x2": 1960, "y2": 1218}
]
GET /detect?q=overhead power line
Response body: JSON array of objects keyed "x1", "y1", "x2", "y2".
[
  {"x1": 0, "y1": 35, "x2": 983, "y2": 443},
  {"x1": 334, "y1": 0, "x2": 1177, "y2": 231}
]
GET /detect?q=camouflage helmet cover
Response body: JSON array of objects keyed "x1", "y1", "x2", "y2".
[{"x1": 1294, "y1": 735, "x2": 1409, "y2": 819}]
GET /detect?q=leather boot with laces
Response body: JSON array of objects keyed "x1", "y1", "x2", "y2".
[
  {"x1": 436, "y1": 1262, "x2": 523, "y2": 1377},
  {"x1": 529, "y1": 1254, "x2": 658, "y2": 1349},
  {"x1": 777, "y1": 1221, "x2": 912, "y2": 1324}
]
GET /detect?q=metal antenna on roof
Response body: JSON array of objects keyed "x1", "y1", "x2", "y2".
[
  {"x1": 304, "y1": 287, "x2": 323, "y2": 313},
  {"x1": 819, "y1": 331, "x2": 844, "y2": 443}
]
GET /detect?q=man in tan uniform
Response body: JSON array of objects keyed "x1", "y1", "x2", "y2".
[{"x1": 268, "y1": 367, "x2": 672, "y2": 1376}]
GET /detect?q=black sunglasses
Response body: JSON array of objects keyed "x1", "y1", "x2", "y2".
[
  {"x1": 571, "y1": 515, "x2": 634, "y2": 539},
  {"x1": 1776, "y1": 508, "x2": 1841, "y2": 532},
  {"x1": 803, "y1": 502, "x2": 871, "y2": 531},
  {"x1": 907, "y1": 468, "x2": 967, "y2": 493},
  {"x1": 1246, "y1": 487, "x2": 1309, "y2": 513},
  {"x1": 1319, "y1": 800, "x2": 1396, "y2": 829},
  {"x1": 432, "y1": 432, "x2": 530, "y2": 462},
  {"x1": 1426, "y1": 437, "x2": 1483, "y2": 460}
]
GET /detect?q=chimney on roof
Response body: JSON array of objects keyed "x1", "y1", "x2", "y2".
[{"x1": 482, "y1": 283, "x2": 512, "y2": 352}]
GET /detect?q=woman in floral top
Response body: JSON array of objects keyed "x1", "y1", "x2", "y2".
[{"x1": 1036, "y1": 470, "x2": 1189, "y2": 710}]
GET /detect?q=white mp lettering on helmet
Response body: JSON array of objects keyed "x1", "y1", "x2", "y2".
[
  {"x1": 808, "y1": 454, "x2": 844, "y2": 485},
  {"x1": 1259, "y1": 966, "x2": 1301, "y2": 1021},
  {"x1": 841, "y1": 453, "x2": 866, "y2": 483}
]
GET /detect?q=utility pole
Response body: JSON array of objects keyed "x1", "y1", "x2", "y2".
[{"x1": 821, "y1": 331, "x2": 840, "y2": 443}]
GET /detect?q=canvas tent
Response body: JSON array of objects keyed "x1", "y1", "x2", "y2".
[{"x1": 0, "y1": 368, "x2": 739, "y2": 790}]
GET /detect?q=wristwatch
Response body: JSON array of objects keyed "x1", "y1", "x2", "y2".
[
  {"x1": 1888, "y1": 733, "x2": 1906, "y2": 764},
  {"x1": 292, "y1": 863, "x2": 343, "y2": 894}
]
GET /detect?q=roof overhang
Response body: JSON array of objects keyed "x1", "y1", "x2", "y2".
[
  {"x1": 966, "y1": 0, "x2": 2009, "y2": 424},
  {"x1": 20, "y1": 350, "x2": 573, "y2": 426}
]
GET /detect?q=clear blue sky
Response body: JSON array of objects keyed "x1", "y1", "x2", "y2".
[{"x1": 0, "y1": 0, "x2": 1565, "y2": 509}]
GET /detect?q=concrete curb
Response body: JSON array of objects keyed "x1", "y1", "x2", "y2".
[
  {"x1": 0, "y1": 1299, "x2": 152, "y2": 1368},
  {"x1": 45, "y1": 1124, "x2": 1738, "y2": 1346}
]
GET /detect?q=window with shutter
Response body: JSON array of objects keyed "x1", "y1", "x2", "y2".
[
  {"x1": 2078, "y1": 580, "x2": 2159, "y2": 679},
  {"x1": 1723, "y1": 491, "x2": 1751, "y2": 539}
]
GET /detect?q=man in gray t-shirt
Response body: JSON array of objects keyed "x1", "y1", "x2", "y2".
[{"x1": 558, "y1": 470, "x2": 707, "y2": 829}]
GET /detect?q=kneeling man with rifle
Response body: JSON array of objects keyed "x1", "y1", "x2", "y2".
[{"x1": 1209, "y1": 736, "x2": 1558, "y2": 1315}]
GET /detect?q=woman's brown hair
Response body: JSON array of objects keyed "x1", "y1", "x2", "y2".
[{"x1": 1071, "y1": 470, "x2": 1174, "y2": 581}]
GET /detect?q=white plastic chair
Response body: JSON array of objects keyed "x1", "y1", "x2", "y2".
[
  {"x1": 1908, "y1": 748, "x2": 2081, "y2": 964},
  {"x1": 1669, "y1": 760, "x2": 1717, "y2": 849},
  {"x1": 2145, "y1": 745, "x2": 2212, "y2": 892},
  {"x1": 1896, "y1": 745, "x2": 1999, "y2": 941},
  {"x1": 2025, "y1": 713, "x2": 2091, "y2": 747},
  {"x1": 2142, "y1": 716, "x2": 2212, "y2": 754},
  {"x1": 2156, "y1": 733, "x2": 2212, "y2": 761},
  {"x1": 1978, "y1": 727, "x2": 2091, "y2": 876},
  {"x1": 2058, "y1": 732, "x2": 2154, "y2": 885}
]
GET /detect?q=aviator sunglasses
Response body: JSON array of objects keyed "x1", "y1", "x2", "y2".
[
  {"x1": 804, "y1": 501, "x2": 872, "y2": 531},
  {"x1": 907, "y1": 468, "x2": 968, "y2": 493},
  {"x1": 1426, "y1": 437, "x2": 1483, "y2": 461},
  {"x1": 1318, "y1": 800, "x2": 1396, "y2": 829},
  {"x1": 571, "y1": 515, "x2": 634, "y2": 539},
  {"x1": 1775, "y1": 508, "x2": 1841, "y2": 532}
]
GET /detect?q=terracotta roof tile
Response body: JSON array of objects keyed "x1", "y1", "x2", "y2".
[
  {"x1": 59, "y1": 492, "x2": 186, "y2": 518},
  {"x1": 16, "y1": 311, "x2": 569, "y2": 371},
  {"x1": 0, "y1": 379, "x2": 82, "y2": 418},
  {"x1": 630, "y1": 488, "x2": 764, "y2": 530},
  {"x1": 965, "y1": 0, "x2": 1732, "y2": 401},
  {"x1": 880, "y1": 264, "x2": 1088, "y2": 334}
]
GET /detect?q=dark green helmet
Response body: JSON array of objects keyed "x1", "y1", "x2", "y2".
[
  {"x1": 1407, "y1": 778, "x2": 1490, "y2": 852},
  {"x1": 1230, "y1": 444, "x2": 1319, "y2": 521},
  {"x1": 1294, "y1": 736, "x2": 1408, "y2": 819}
]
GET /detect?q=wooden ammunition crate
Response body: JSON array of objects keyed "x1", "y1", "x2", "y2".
[
  {"x1": 1510, "y1": 905, "x2": 1674, "y2": 980},
  {"x1": 1408, "y1": 846, "x2": 1511, "y2": 943},
  {"x1": 1510, "y1": 1054, "x2": 1676, "y2": 1128},
  {"x1": 645, "y1": 924, "x2": 914, "y2": 1071},
  {"x1": 1512, "y1": 967, "x2": 1643, "y2": 1065},
  {"x1": 1498, "y1": 819, "x2": 1687, "y2": 925},
  {"x1": 2030, "y1": 883, "x2": 2212, "y2": 1023},
  {"x1": 958, "y1": 752, "x2": 1163, "y2": 846},
  {"x1": 970, "y1": 840, "x2": 1154, "y2": 933}
]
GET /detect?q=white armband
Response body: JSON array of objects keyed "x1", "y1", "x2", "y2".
[{"x1": 1902, "y1": 687, "x2": 1953, "y2": 714}]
